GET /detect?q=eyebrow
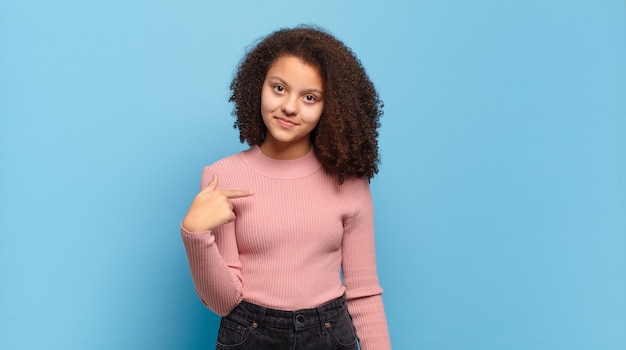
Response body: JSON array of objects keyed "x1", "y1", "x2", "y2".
[{"x1": 268, "y1": 76, "x2": 324, "y2": 95}]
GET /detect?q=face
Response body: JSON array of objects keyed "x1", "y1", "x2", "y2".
[{"x1": 260, "y1": 55, "x2": 324, "y2": 159}]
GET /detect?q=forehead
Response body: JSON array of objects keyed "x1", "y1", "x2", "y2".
[{"x1": 266, "y1": 55, "x2": 323, "y2": 88}]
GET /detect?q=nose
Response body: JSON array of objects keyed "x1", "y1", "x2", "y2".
[{"x1": 281, "y1": 97, "x2": 298, "y2": 116}]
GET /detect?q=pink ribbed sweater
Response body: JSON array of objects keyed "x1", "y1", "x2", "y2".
[{"x1": 181, "y1": 146, "x2": 391, "y2": 349}]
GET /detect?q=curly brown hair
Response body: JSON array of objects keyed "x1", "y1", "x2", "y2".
[{"x1": 229, "y1": 25, "x2": 383, "y2": 183}]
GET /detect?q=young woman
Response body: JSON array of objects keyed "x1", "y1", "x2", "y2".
[{"x1": 181, "y1": 25, "x2": 391, "y2": 350}]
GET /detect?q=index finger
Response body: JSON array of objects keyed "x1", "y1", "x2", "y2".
[{"x1": 221, "y1": 190, "x2": 255, "y2": 199}]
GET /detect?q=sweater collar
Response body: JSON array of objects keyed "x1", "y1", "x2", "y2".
[{"x1": 242, "y1": 145, "x2": 322, "y2": 179}]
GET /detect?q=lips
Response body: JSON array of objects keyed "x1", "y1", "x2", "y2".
[{"x1": 275, "y1": 117, "x2": 298, "y2": 128}]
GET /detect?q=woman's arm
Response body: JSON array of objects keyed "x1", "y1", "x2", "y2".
[
  {"x1": 342, "y1": 178, "x2": 392, "y2": 350},
  {"x1": 180, "y1": 168, "x2": 252, "y2": 316}
]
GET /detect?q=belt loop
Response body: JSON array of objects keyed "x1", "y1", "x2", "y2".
[
  {"x1": 258, "y1": 305, "x2": 267, "y2": 324},
  {"x1": 317, "y1": 305, "x2": 328, "y2": 335}
]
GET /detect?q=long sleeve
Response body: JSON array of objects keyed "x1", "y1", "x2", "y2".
[
  {"x1": 180, "y1": 168, "x2": 244, "y2": 316},
  {"x1": 342, "y1": 179, "x2": 392, "y2": 350}
]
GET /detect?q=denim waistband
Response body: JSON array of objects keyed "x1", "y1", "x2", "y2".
[{"x1": 229, "y1": 294, "x2": 347, "y2": 331}]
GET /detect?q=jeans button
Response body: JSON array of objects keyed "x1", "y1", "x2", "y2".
[{"x1": 296, "y1": 314, "x2": 305, "y2": 323}]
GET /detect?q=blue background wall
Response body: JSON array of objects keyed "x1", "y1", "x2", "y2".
[{"x1": 1, "y1": 1, "x2": 625, "y2": 349}]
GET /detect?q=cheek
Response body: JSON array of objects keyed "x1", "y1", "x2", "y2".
[
  {"x1": 260, "y1": 90, "x2": 270, "y2": 113},
  {"x1": 301, "y1": 105, "x2": 324, "y2": 124},
  {"x1": 260, "y1": 89, "x2": 278, "y2": 113}
]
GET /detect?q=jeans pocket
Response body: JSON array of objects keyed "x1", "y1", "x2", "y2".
[
  {"x1": 327, "y1": 310, "x2": 358, "y2": 349},
  {"x1": 215, "y1": 316, "x2": 253, "y2": 349}
]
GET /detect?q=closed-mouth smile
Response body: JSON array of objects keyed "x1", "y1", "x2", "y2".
[{"x1": 275, "y1": 117, "x2": 298, "y2": 127}]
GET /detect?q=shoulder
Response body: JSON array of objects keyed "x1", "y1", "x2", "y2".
[
  {"x1": 205, "y1": 150, "x2": 247, "y2": 171},
  {"x1": 331, "y1": 176, "x2": 372, "y2": 208},
  {"x1": 339, "y1": 177, "x2": 374, "y2": 222},
  {"x1": 200, "y1": 148, "x2": 251, "y2": 188},
  {"x1": 342, "y1": 176, "x2": 371, "y2": 195}
]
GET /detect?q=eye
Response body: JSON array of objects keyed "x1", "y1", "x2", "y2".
[
  {"x1": 303, "y1": 94, "x2": 317, "y2": 103},
  {"x1": 273, "y1": 85, "x2": 285, "y2": 94}
]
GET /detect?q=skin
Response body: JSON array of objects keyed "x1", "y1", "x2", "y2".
[
  {"x1": 183, "y1": 55, "x2": 324, "y2": 233},
  {"x1": 259, "y1": 55, "x2": 325, "y2": 160}
]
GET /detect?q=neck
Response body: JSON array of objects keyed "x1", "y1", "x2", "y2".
[{"x1": 259, "y1": 138, "x2": 312, "y2": 160}]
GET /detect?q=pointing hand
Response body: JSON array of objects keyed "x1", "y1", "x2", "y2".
[{"x1": 182, "y1": 174, "x2": 254, "y2": 232}]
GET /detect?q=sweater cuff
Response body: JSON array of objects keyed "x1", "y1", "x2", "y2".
[{"x1": 180, "y1": 223, "x2": 215, "y2": 244}]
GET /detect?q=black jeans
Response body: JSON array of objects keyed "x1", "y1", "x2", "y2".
[{"x1": 215, "y1": 294, "x2": 358, "y2": 350}]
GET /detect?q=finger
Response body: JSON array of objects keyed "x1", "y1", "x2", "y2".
[
  {"x1": 221, "y1": 190, "x2": 255, "y2": 199},
  {"x1": 222, "y1": 212, "x2": 236, "y2": 226},
  {"x1": 203, "y1": 173, "x2": 218, "y2": 192},
  {"x1": 227, "y1": 212, "x2": 236, "y2": 223}
]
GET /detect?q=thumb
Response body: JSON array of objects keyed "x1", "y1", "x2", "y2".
[{"x1": 203, "y1": 173, "x2": 218, "y2": 192}]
